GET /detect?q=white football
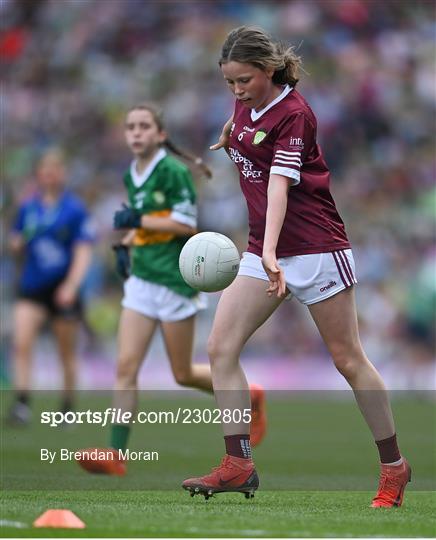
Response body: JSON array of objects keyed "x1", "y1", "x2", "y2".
[{"x1": 179, "y1": 232, "x2": 240, "y2": 292}]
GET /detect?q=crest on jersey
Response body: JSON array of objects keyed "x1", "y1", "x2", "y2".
[
  {"x1": 152, "y1": 191, "x2": 165, "y2": 204},
  {"x1": 253, "y1": 130, "x2": 267, "y2": 145}
]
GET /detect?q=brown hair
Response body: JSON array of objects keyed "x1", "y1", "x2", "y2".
[
  {"x1": 38, "y1": 147, "x2": 66, "y2": 165},
  {"x1": 127, "y1": 103, "x2": 212, "y2": 179},
  {"x1": 219, "y1": 26, "x2": 301, "y2": 87}
]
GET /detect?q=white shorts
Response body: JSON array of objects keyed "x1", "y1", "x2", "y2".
[
  {"x1": 122, "y1": 275, "x2": 207, "y2": 322},
  {"x1": 238, "y1": 250, "x2": 357, "y2": 305}
]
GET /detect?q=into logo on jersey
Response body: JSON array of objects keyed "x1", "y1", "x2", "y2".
[
  {"x1": 253, "y1": 130, "x2": 267, "y2": 145},
  {"x1": 289, "y1": 137, "x2": 304, "y2": 148}
]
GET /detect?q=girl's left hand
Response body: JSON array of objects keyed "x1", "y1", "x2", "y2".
[
  {"x1": 262, "y1": 253, "x2": 287, "y2": 298},
  {"x1": 113, "y1": 205, "x2": 141, "y2": 229},
  {"x1": 55, "y1": 281, "x2": 77, "y2": 307}
]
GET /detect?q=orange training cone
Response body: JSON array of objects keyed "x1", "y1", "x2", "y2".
[{"x1": 33, "y1": 509, "x2": 85, "y2": 529}]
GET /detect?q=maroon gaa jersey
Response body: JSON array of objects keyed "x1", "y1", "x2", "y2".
[{"x1": 228, "y1": 85, "x2": 351, "y2": 257}]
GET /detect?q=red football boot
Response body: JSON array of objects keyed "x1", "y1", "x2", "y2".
[
  {"x1": 182, "y1": 454, "x2": 259, "y2": 499},
  {"x1": 76, "y1": 447, "x2": 126, "y2": 476},
  {"x1": 249, "y1": 383, "x2": 266, "y2": 447},
  {"x1": 371, "y1": 458, "x2": 411, "y2": 508}
]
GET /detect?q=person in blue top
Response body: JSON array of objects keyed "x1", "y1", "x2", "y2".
[{"x1": 7, "y1": 148, "x2": 95, "y2": 424}]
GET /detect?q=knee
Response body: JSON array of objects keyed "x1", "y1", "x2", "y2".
[
  {"x1": 330, "y1": 342, "x2": 365, "y2": 380},
  {"x1": 207, "y1": 334, "x2": 233, "y2": 367},
  {"x1": 207, "y1": 334, "x2": 244, "y2": 375},
  {"x1": 13, "y1": 338, "x2": 32, "y2": 358},
  {"x1": 206, "y1": 335, "x2": 219, "y2": 363},
  {"x1": 116, "y1": 356, "x2": 138, "y2": 389},
  {"x1": 59, "y1": 350, "x2": 76, "y2": 365}
]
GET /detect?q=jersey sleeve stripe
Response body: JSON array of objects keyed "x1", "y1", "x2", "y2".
[
  {"x1": 275, "y1": 150, "x2": 301, "y2": 156},
  {"x1": 170, "y1": 211, "x2": 197, "y2": 228},
  {"x1": 273, "y1": 158, "x2": 302, "y2": 166},
  {"x1": 270, "y1": 166, "x2": 300, "y2": 185}
]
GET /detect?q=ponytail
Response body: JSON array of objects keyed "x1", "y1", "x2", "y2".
[
  {"x1": 272, "y1": 43, "x2": 302, "y2": 87},
  {"x1": 164, "y1": 138, "x2": 212, "y2": 180}
]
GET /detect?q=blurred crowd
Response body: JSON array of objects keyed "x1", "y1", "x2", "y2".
[{"x1": 1, "y1": 0, "x2": 435, "y2": 386}]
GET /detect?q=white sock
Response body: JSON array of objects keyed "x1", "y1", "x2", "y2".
[{"x1": 383, "y1": 457, "x2": 403, "y2": 467}]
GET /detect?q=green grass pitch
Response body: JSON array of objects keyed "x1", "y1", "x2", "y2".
[{"x1": 1, "y1": 392, "x2": 435, "y2": 537}]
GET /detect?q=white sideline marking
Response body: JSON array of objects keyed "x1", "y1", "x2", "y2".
[
  {"x1": 187, "y1": 526, "x2": 299, "y2": 537},
  {"x1": 0, "y1": 519, "x2": 28, "y2": 529}
]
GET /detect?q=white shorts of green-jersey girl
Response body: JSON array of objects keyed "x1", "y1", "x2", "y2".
[{"x1": 122, "y1": 275, "x2": 207, "y2": 322}]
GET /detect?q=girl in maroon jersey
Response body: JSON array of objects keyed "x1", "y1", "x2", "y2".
[
  {"x1": 183, "y1": 26, "x2": 410, "y2": 508},
  {"x1": 75, "y1": 104, "x2": 266, "y2": 477}
]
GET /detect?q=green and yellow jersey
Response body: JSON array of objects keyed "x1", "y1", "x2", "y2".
[{"x1": 124, "y1": 149, "x2": 197, "y2": 298}]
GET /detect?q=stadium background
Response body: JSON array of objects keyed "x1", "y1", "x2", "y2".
[{"x1": 1, "y1": 0, "x2": 435, "y2": 391}]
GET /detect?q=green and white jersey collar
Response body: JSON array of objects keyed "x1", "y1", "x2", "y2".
[{"x1": 130, "y1": 148, "x2": 167, "y2": 188}]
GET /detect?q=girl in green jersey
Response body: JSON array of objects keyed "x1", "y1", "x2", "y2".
[{"x1": 77, "y1": 104, "x2": 265, "y2": 475}]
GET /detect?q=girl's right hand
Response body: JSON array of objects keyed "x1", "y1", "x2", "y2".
[
  {"x1": 112, "y1": 244, "x2": 130, "y2": 279},
  {"x1": 209, "y1": 131, "x2": 230, "y2": 151},
  {"x1": 210, "y1": 115, "x2": 233, "y2": 151}
]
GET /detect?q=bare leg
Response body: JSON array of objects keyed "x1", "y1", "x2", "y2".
[
  {"x1": 52, "y1": 317, "x2": 79, "y2": 404},
  {"x1": 308, "y1": 287, "x2": 395, "y2": 440},
  {"x1": 113, "y1": 308, "x2": 158, "y2": 414},
  {"x1": 12, "y1": 301, "x2": 47, "y2": 391},
  {"x1": 161, "y1": 315, "x2": 212, "y2": 392},
  {"x1": 208, "y1": 276, "x2": 284, "y2": 435}
]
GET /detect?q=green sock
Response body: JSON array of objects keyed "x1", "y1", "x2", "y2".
[{"x1": 110, "y1": 425, "x2": 130, "y2": 451}]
